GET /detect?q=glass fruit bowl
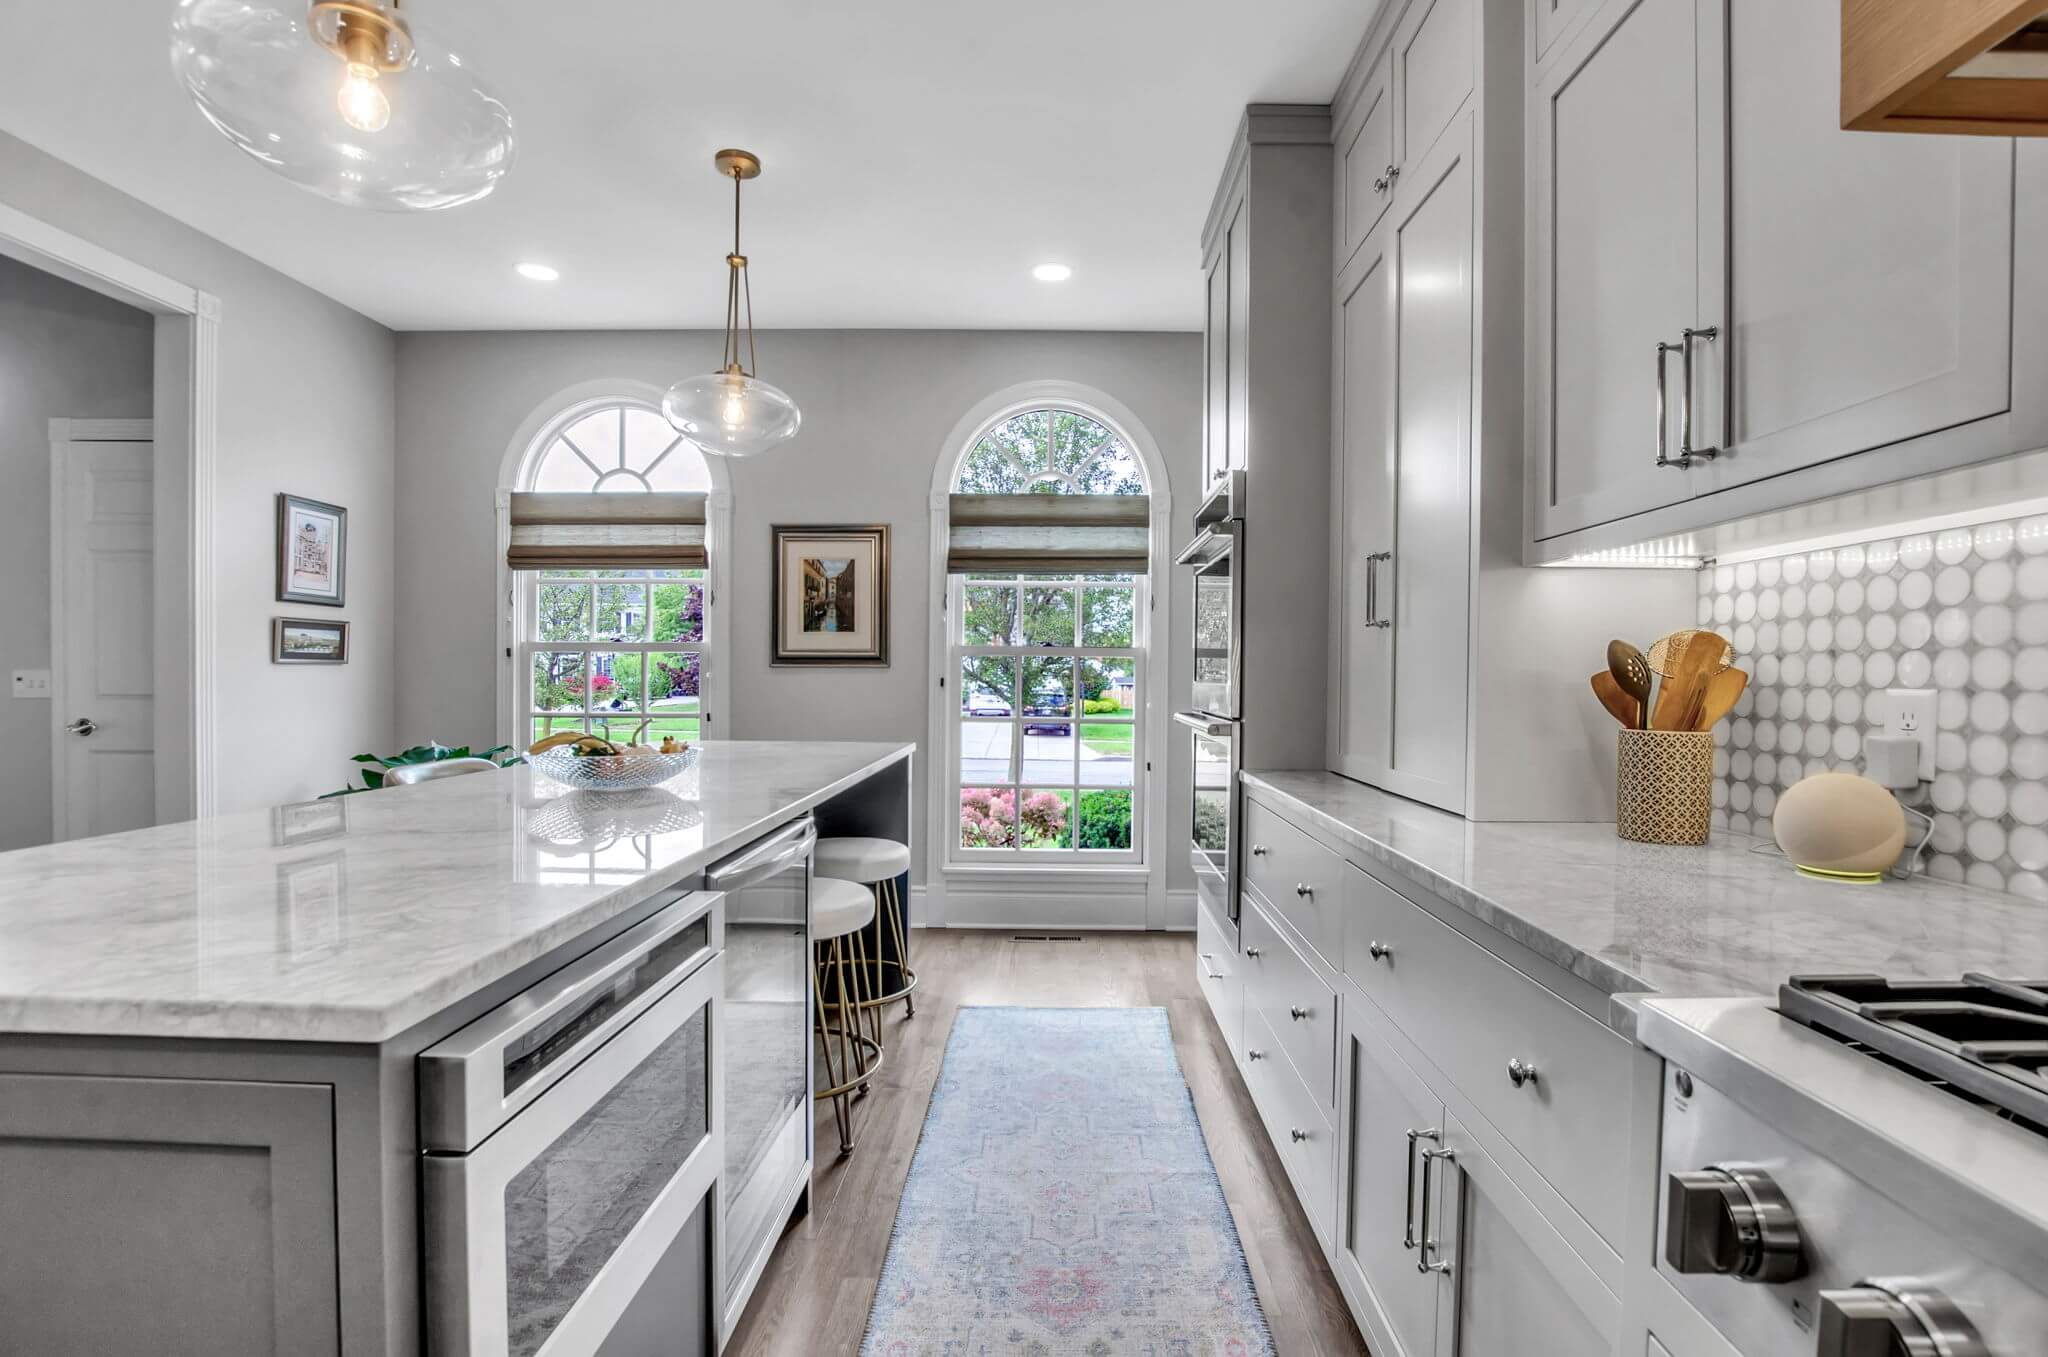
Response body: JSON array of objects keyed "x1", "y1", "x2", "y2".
[{"x1": 529, "y1": 744, "x2": 699, "y2": 792}]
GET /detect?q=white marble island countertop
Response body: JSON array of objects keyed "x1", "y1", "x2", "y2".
[
  {"x1": 1244, "y1": 770, "x2": 2048, "y2": 1002},
  {"x1": 0, "y1": 741, "x2": 912, "y2": 1043}
]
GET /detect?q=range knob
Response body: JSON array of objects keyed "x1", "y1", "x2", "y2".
[
  {"x1": 1816, "y1": 1280, "x2": 1986, "y2": 1357},
  {"x1": 1664, "y1": 1165, "x2": 1805, "y2": 1284}
]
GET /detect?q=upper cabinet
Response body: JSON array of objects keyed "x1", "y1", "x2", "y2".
[
  {"x1": 1527, "y1": 0, "x2": 2048, "y2": 555},
  {"x1": 1843, "y1": 1, "x2": 2048, "y2": 136}
]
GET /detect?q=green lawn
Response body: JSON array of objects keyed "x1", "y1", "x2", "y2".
[{"x1": 1080, "y1": 721, "x2": 1133, "y2": 756}]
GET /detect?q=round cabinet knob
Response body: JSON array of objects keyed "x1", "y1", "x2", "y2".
[
  {"x1": 1251, "y1": 844, "x2": 1269, "y2": 857},
  {"x1": 1664, "y1": 1165, "x2": 1806, "y2": 1284},
  {"x1": 1289, "y1": 1006, "x2": 1310, "y2": 1022},
  {"x1": 1372, "y1": 173, "x2": 1390, "y2": 194},
  {"x1": 1289, "y1": 1128, "x2": 1309, "y2": 1143},
  {"x1": 1817, "y1": 1281, "x2": 1986, "y2": 1357},
  {"x1": 1506, "y1": 1058, "x2": 1539, "y2": 1088},
  {"x1": 1244, "y1": 946, "x2": 1262, "y2": 958},
  {"x1": 1368, "y1": 940, "x2": 1393, "y2": 960},
  {"x1": 1246, "y1": 1048, "x2": 1265, "y2": 1061},
  {"x1": 1295, "y1": 883, "x2": 1313, "y2": 898}
]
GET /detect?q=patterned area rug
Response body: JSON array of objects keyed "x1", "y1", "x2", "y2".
[{"x1": 862, "y1": 1006, "x2": 1274, "y2": 1355}]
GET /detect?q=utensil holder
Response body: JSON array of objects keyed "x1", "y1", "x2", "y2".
[{"x1": 1616, "y1": 729, "x2": 1713, "y2": 846}]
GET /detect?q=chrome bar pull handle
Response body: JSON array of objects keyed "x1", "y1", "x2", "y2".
[
  {"x1": 1403, "y1": 1127, "x2": 1439, "y2": 1250},
  {"x1": 1365, "y1": 552, "x2": 1393, "y2": 629},
  {"x1": 1417, "y1": 1146, "x2": 1457, "y2": 1274},
  {"x1": 1680, "y1": 326, "x2": 1720, "y2": 462},
  {"x1": 1655, "y1": 339, "x2": 1681, "y2": 469}
]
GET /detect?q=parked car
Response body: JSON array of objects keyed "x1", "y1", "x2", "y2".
[
  {"x1": 965, "y1": 691, "x2": 1011, "y2": 718},
  {"x1": 1023, "y1": 687, "x2": 1073, "y2": 736}
]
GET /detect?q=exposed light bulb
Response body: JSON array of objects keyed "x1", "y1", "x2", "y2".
[
  {"x1": 337, "y1": 62, "x2": 391, "y2": 133},
  {"x1": 719, "y1": 376, "x2": 749, "y2": 430}
]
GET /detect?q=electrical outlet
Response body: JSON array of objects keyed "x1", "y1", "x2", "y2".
[
  {"x1": 9, "y1": 670, "x2": 50, "y2": 699},
  {"x1": 1885, "y1": 687, "x2": 1936, "y2": 780}
]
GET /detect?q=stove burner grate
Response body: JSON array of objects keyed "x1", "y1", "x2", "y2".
[{"x1": 1779, "y1": 973, "x2": 2048, "y2": 1134}]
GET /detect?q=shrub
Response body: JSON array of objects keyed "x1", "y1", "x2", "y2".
[
  {"x1": 1019, "y1": 791, "x2": 1069, "y2": 846},
  {"x1": 1082, "y1": 697, "x2": 1123, "y2": 715},
  {"x1": 1077, "y1": 790, "x2": 1132, "y2": 849},
  {"x1": 960, "y1": 787, "x2": 1017, "y2": 847}
]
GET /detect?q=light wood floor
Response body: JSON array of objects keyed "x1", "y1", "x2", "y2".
[{"x1": 725, "y1": 929, "x2": 1368, "y2": 1356}]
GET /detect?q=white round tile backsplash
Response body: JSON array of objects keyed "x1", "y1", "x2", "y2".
[{"x1": 1700, "y1": 509, "x2": 2048, "y2": 899}]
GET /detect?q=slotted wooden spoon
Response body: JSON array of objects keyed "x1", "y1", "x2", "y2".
[
  {"x1": 1654, "y1": 630, "x2": 1733, "y2": 731},
  {"x1": 1606, "y1": 640, "x2": 1653, "y2": 731}
]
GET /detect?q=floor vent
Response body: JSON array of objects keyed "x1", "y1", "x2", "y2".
[{"x1": 1012, "y1": 934, "x2": 1084, "y2": 942}]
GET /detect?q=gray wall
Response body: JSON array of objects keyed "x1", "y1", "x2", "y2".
[
  {"x1": 0, "y1": 255, "x2": 154, "y2": 850},
  {"x1": 0, "y1": 132, "x2": 398, "y2": 811},
  {"x1": 392, "y1": 329, "x2": 1201, "y2": 886}
]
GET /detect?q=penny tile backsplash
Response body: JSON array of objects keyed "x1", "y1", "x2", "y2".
[{"x1": 1700, "y1": 511, "x2": 2048, "y2": 902}]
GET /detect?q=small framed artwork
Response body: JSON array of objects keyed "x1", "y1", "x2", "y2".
[
  {"x1": 272, "y1": 797, "x2": 348, "y2": 847},
  {"x1": 274, "y1": 617, "x2": 350, "y2": 664},
  {"x1": 771, "y1": 524, "x2": 890, "y2": 666},
  {"x1": 275, "y1": 851, "x2": 347, "y2": 960},
  {"x1": 277, "y1": 493, "x2": 348, "y2": 607}
]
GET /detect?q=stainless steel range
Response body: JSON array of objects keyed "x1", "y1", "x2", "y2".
[{"x1": 1634, "y1": 977, "x2": 2048, "y2": 1357}]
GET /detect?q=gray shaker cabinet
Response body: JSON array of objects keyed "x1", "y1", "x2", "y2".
[{"x1": 0, "y1": 1073, "x2": 340, "y2": 1356}]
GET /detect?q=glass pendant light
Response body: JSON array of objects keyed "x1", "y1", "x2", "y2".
[
  {"x1": 170, "y1": 0, "x2": 514, "y2": 212},
  {"x1": 662, "y1": 150, "x2": 802, "y2": 458}
]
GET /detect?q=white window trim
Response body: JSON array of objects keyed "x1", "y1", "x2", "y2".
[
  {"x1": 495, "y1": 380, "x2": 732, "y2": 751},
  {"x1": 923, "y1": 381, "x2": 1174, "y2": 929}
]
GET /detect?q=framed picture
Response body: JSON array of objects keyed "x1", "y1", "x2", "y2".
[
  {"x1": 771, "y1": 524, "x2": 890, "y2": 666},
  {"x1": 277, "y1": 493, "x2": 347, "y2": 606},
  {"x1": 275, "y1": 851, "x2": 347, "y2": 960},
  {"x1": 274, "y1": 617, "x2": 350, "y2": 664}
]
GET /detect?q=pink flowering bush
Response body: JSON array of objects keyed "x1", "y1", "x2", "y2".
[{"x1": 960, "y1": 788, "x2": 1069, "y2": 848}]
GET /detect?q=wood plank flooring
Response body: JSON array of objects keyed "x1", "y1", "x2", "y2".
[{"x1": 725, "y1": 929, "x2": 1368, "y2": 1356}]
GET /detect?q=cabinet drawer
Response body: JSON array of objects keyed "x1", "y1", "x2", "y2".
[
  {"x1": 1242, "y1": 798, "x2": 1344, "y2": 965},
  {"x1": 1241, "y1": 894, "x2": 1339, "y2": 1109},
  {"x1": 1343, "y1": 862, "x2": 1631, "y2": 1248},
  {"x1": 1195, "y1": 898, "x2": 1242, "y2": 1060},
  {"x1": 1244, "y1": 1006, "x2": 1336, "y2": 1247}
]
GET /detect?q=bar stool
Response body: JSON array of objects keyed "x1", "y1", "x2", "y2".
[
  {"x1": 815, "y1": 837, "x2": 917, "y2": 1019},
  {"x1": 811, "y1": 875, "x2": 883, "y2": 1156}
]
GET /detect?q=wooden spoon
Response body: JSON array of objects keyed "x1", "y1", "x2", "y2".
[
  {"x1": 1590, "y1": 671, "x2": 1640, "y2": 728},
  {"x1": 1646, "y1": 629, "x2": 1733, "y2": 679},
  {"x1": 1691, "y1": 666, "x2": 1749, "y2": 732},
  {"x1": 1606, "y1": 640, "x2": 1653, "y2": 731},
  {"x1": 1654, "y1": 631, "x2": 1731, "y2": 731}
]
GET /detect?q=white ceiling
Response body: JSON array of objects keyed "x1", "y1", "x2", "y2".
[{"x1": 0, "y1": 1, "x2": 1375, "y2": 331}]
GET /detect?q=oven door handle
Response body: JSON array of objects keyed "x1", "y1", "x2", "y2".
[
  {"x1": 706, "y1": 816, "x2": 817, "y2": 892},
  {"x1": 1175, "y1": 709, "x2": 1236, "y2": 737},
  {"x1": 1174, "y1": 525, "x2": 1233, "y2": 567}
]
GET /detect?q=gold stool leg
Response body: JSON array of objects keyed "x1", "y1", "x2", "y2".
[
  {"x1": 812, "y1": 939, "x2": 853, "y2": 1156},
  {"x1": 831, "y1": 934, "x2": 863, "y2": 1152},
  {"x1": 884, "y1": 876, "x2": 916, "y2": 1017},
  {"x1": 848, "y1": 928, "x2": 880, "y2": 1095}
]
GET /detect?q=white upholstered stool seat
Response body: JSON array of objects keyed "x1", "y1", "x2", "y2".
[
  {"x1": 811, "y1": 877, "x2": 876, "y2": 941},
  {"x1": 814, "y1": 836, "x2": 912, "y2": 884}
]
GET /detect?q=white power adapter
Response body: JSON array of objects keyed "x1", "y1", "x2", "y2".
[{"x1": 1864, "y1": 734, "x2": 1923, "y2": 791}]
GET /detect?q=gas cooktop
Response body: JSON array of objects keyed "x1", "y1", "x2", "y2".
[{"x1": 1780, "y1": 973, "x2": 2048, "y2": 1133}]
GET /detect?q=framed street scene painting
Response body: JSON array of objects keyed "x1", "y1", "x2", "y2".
[
  {"x1": 273, "y1": 617, "x2": 350, "y2": 664},
  {"x1": 771, "y1": 524, "x2": 889, "y2": 666},
  {"x1": 277, "y1": 493, "x2": 348, "y2": 606}
]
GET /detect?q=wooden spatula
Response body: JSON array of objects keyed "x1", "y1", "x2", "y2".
[
  {"x1": 1690, "y1": 666, "x2": 1749, "y2": 732},
  {"x1": 1590, "y1": 671, "x2": 1640, "y2": 728},
  {"x1": 1653, "y1": 631, "x2": 1732, "y2": 731}
]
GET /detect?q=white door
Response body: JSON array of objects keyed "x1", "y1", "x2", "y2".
[
  {"x1": 1532, "y1": 0, "x2": 1712, "y2": 539},
  {"x1": 1333, "y1": 213, "x2": 1396, "y2": 784},
  {"x1": 54, "y1": 434, "x2": 154, "y2": 841}
]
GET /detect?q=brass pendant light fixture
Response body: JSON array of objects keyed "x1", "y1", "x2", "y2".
[
  {"x1": 662, "y1": 150, "x2": 803, "y2": 458},
  {"x1": 171, "y1": 0, "x2": 514, "y2": 212}
]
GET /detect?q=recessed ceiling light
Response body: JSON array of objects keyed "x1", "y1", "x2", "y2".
[
  {"x1": 1032, "y1": 263, "x2": 1073, "y2": 283},
  {"x1": 516, "y1": 262, "x2": 560, "y2": 282}
]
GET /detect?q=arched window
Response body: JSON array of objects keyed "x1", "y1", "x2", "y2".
[
  {"x1": 513, "y1": 399, "x2": 716, "y2": 748},
  {"x1": 949, "y1": 407, "x2": 1149, "y2": 863}
]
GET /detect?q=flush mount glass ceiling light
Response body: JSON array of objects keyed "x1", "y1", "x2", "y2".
[
  {"x1": 662, "y1": 150, "x2": 802, "y2": 458},
  {"x1": 170, "y1": 0, "x2": 513, "y2": 212}
]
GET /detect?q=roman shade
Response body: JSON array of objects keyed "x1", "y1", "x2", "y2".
[
  {"x1": 944, "y1": 493, "x2": 1151, "y2": 574},
  {"x1": 506, "y1": 492, "x2": 709, "y2": 570}
]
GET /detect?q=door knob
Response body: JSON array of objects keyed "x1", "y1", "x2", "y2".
[
  {"x1": 1289, "y1": 1005, "x2": 1310, "y2": 1022},
  {"x1": 64, "y1": 717, "x2": 98, "y2": 737},
  {"x1": 1816, "y1": 1281, "x2": 1985, "y2": 1356},
  {"x1": 1506, "y1": 1058, "x2": 1539, "y2": 1088},
  {"x1": 1295, "y1": 883, "x2": 1313, "y2": 898},
  {"x1": 1289, "y1": 1128, "x2": 1309, "y2": 1143},
  {"x1": 1368, "y1": 941, "x2": 1393, "y2": 960},
  {"x1": 1244, "y1": 946, "x2": 1262, "y2": 958}
]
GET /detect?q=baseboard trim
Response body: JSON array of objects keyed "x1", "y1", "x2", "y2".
[{"x1": 904, "y1": 883, "x2": 1196, "y2": 932}]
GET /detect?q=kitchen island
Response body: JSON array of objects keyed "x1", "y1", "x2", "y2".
[{"x1": 0, "y1": 740, "x2": 913, "y2": 1357}]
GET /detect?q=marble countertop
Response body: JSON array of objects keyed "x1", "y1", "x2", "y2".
[
  {"x1": 1243, "y1": 770, "x2": 2048, "y2": 1002},
  {"x1": 0, "y1": 741, "x2": 912, "y2": 1043}
]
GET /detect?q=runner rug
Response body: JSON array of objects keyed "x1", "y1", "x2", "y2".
[{"x1": 861, "y1": 1006, "x2": 1274, "y2": 1355}]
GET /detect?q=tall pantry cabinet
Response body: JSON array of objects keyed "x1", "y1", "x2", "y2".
[{"x1": 1325, "y1": 0, "x2": 1685, "y2": 818}]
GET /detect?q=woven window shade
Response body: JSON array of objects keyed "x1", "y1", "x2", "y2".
[
  {"x1": 945, "y1": 493, "x2": 1151, "y2": 574},
  {"x1": 507, "y1": 492, "x2": 709, "y2": 569}
]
